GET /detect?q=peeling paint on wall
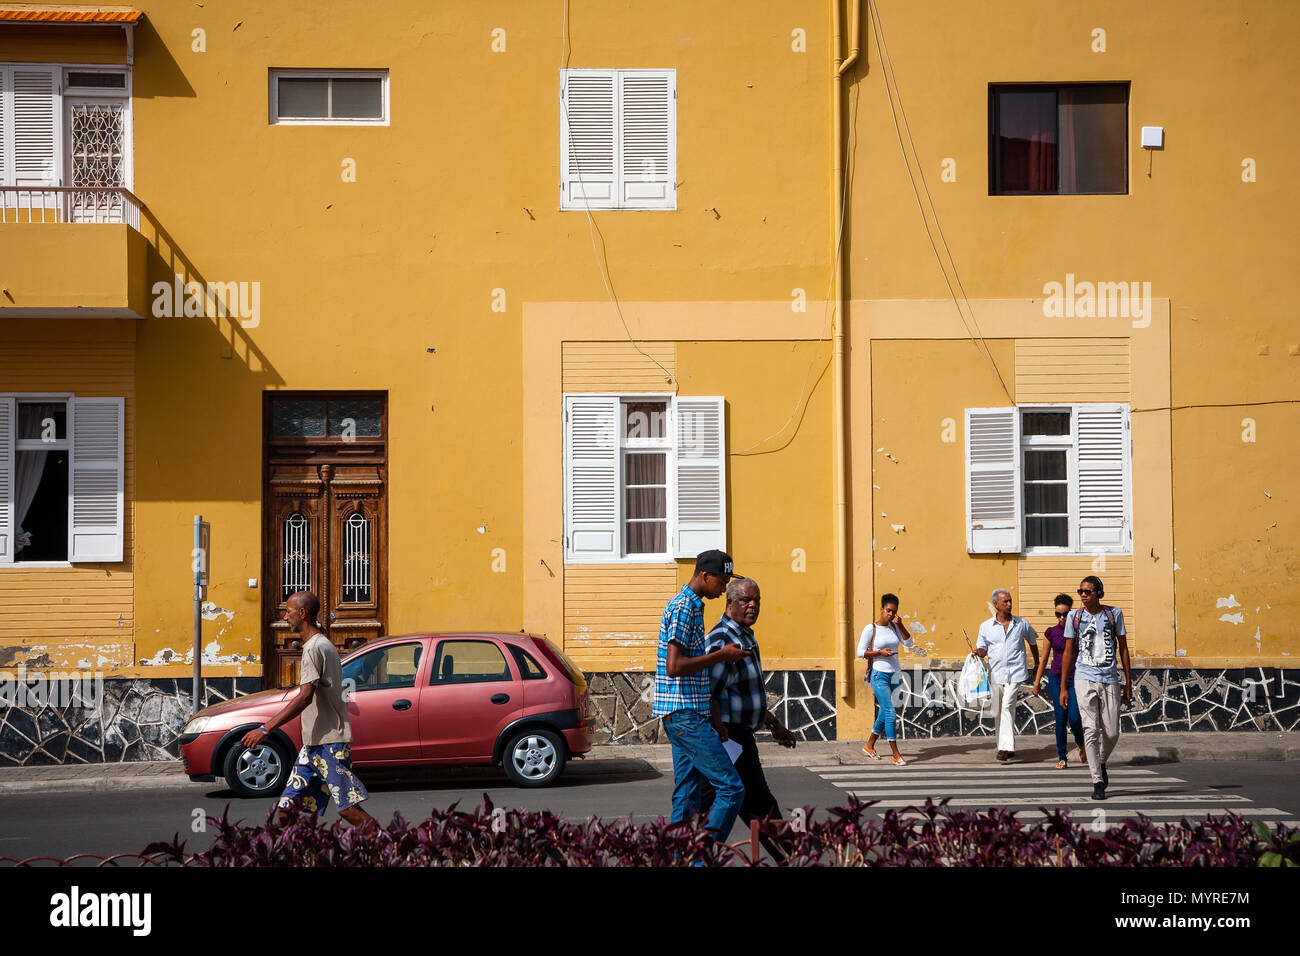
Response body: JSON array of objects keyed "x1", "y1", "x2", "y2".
[
  {"x1": 1219, "y1": 613, "x2": 1245, "y2": 625},
  {"x1": 200, "y1": 601, "x2": 234, "y2": 622},
  {"x1": 1215, "y1": 595, "x2": 1241, "y2": 609}
]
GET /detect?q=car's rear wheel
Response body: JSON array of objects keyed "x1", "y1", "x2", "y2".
[
  {"x1": 222, "y1": 736, "x2": 294, "y2": 798},
  {"x1": 502, "y1": 727, "x2": 565, "y2": 788}
]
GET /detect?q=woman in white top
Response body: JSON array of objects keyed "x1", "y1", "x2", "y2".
[{"x1": 857, "y1": 592, "x2": 914, "y2": 765}]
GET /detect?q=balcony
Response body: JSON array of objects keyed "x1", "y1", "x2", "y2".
[{"x1": 0, "y1": 187, "x2": 150, "y2": 319}]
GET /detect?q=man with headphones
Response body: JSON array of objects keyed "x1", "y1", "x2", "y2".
[{"x1": 1059, "y1": 575, "x2": 1132, "y2": 800}]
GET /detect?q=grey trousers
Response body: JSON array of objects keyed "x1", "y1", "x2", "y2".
[{"x1": 1075, "y1": 679, "x2": 1121, "y2": 784}]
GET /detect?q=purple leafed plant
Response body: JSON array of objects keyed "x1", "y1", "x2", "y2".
[{"x1": 120, "y1": 796, "x2": 1286, "y2": 868}]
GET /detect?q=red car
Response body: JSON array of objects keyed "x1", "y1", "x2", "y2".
[{"x1": 179, "y1": 632, "x2": 593, "y2": 796}]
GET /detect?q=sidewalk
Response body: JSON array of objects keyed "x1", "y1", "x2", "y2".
[{"x1": 0, "y1": 732, "x2": 1294, "y2": 794}]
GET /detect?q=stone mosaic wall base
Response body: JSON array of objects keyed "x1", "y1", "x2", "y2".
[
  {"x1": 1, "y1": 668, "x2": 1292, "y2": 762},
  {"x1": 889, "y1": 666, "x2": 1300, "y2": 738},
  {"x1": 584, "y1": 670, "x2": 836, "y2": 745},
  {"x1": 0, "y1": 678, "x2": 260, "y2": 766}
]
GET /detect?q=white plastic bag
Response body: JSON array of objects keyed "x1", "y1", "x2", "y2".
[{"x1": 957, "y1": 653, "x2": 991, "y2": 707}]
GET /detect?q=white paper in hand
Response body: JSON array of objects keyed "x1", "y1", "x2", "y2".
[{"x1": 723, "y1": 738, "x2": 743, "y2": 764}]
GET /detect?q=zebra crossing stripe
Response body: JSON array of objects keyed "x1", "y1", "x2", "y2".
[{"x1": 841, "y1": 793, "x2": 1253, "y2": 807}]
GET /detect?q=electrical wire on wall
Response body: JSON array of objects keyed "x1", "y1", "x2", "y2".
[
  {"x1": 867, "y1": 0, "x2": 1015, "y2": 407},
  {"x1": 730, "y1": 75, "x2": 860, "y2": 457},
  {"x1": 559, "y1": 0, "x2": 678, "y2": 389}
]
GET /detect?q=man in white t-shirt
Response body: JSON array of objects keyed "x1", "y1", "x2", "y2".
[
  {"x1": 974, "y1": 588, "x2": 1040, "y2": 762},
  {"x1": 1060, "y1": 575, "x2": 1131, "y2": 800}
]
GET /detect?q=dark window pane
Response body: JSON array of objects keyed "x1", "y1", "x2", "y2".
[
  {"x1": 624, "y1": 452, "x2": 666, "y2": 484},
  {"x1": 1026, "y1": 516, "x2": 1069, "y2": 548},
  {"x1": 1024, "y1": 482, "x2": 1068, "y2": 514},
  {"x1": 67, "y1": 72, "x2": 126, "y2": 89},
  {"x1": 1060, "y1": 85, "x2": 1126, "y2": 193},
  {"x1": 328, "y1": 399, "x2": 383, "y2": 437},
  {"x1": 626, "y1": 521, "x2": 667, "y2": 554},
  {"x1": 272, "y1": 399, "x2": 326, "y2": 437},
  {"x1": 278, "y1": 78, "x2": 328, "y2": 118},
  {"x1": 1024, "y1": 449, "x2": 1067, "y2": 480},
  {"x1": 14, "y1": 450, "x2": 67, "y2": 561},
  {"x1": 330, "y1": 78, "x2": 383, "y2": 119},
  {"x1": 993, "y1": 89, "x2": 1057, "y2": 193},
  {"x1": 622, "y1": 401, "x2": 668, "y2": 439},
  {"x1": 510, "y1": 646, "x2": 546, "y2": 680},
  {"x1": 625, "y1": 487, "x2": 667, "y2": 519},
  {"x1": 1022, "y1": 411, "x2": 1070, "y2": 436},
  {"x1": 17, "y1": 402, "x2": 66, "y2": 441}
]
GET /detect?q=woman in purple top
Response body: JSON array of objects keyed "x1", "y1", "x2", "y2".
[{"x1": 1029, "y1": 593, "x2": 1086, "y2": 769}]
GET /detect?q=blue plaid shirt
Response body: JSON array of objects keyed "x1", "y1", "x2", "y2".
[
  {"x1": 652, "y1": 585, "x2": 710, "y2": 717},
  {"x1": 706, "y1": 615, "x2": 766, "y2": 730}
]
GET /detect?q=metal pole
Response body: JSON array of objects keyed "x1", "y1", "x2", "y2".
[{"x1": 193, "y1": 515, "x2": 202, "y2": 715}]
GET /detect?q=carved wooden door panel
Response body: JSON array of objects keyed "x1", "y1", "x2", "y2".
[{"x1": 263, "y1": 394, "x2": 387, "y2": 688}]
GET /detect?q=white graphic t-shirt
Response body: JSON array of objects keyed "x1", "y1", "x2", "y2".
[{"x1": 1064, "y1": 606, "x2": 1125, "y2": 685}]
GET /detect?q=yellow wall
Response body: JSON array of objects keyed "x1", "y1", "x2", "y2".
[
  {"x1": 4, "y1": 1, "x2": 1296, "y2": 698},
  {"x1": 87, "y1": 0, "x2": 829, "y2": 676}
]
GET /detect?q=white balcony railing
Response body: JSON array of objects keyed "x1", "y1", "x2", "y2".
[{"x1": 0, "y1": 187, "x2": 141, "y2": 228}]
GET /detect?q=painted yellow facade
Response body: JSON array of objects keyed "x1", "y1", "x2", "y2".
[{"x1": 1, "y1": 2, "x2": 1296, "y2": 740}]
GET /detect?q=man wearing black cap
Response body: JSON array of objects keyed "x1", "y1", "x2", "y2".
[{"x1": 652, "y1": 549, "x2": 751, "y2": 841}]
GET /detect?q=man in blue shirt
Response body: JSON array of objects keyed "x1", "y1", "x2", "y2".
[
  {"x1": 653, "y1": 549, "x2": 751, "y2": 840},
  {"x1": 705, "y1": 576, "x2": 797, "y2": 858}
]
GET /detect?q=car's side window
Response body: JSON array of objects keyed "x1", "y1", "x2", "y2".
[
  {"x1": 430, "y1": 640, "x2": 512, "y2": 685},
  {"x1": 509, "y1": 645, "x2": 547, "y2": 681},
  {"x1": 342, "y1": 642, "x2": 423, "y2": 691}
]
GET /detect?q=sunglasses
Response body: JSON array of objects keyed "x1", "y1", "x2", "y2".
[
  {"x1": 1054, "y1": 611, "x2": 1068, "y2": 618},
  {"x1": 1077, "y1": 589, "x2": 1095, "y2": 596}
]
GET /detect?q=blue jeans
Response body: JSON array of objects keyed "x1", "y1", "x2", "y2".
[
  {"x1": 1047, "y1": 672, "x2": 1084, "y2": 761},
  {"x1": 662, "y1": 708, "x2": 744, "y2": 840},
  {"x1": 870, "y1": 670, "x2": 901, "y2": 740}
]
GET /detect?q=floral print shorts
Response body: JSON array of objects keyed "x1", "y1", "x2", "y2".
[{"x1": 277, "y1": 743, "x2": 370, "y2": 814}]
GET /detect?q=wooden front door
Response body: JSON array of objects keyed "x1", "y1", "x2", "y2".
[{"x1": 263, "y1": 393, "x2": 388, "y2": 688}]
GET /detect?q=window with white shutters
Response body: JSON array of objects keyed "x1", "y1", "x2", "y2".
[
  {"x1": 0, "y1": 395, "x2": 125, "y2": 566},
  {"x1": 564, "y1": 394, "x2": 726, "y2": 563},
  {"x1": 965, "y1": 404, "x2": 1130, "y2": 555},
  {"x1": 0, "y1": 65, "x2": 131, "y2": 194},
  {"x1": 560, "y1": 69, "x2": 675, "y2": 211}
]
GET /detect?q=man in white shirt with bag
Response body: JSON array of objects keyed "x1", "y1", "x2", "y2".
[{"x1": 973, "y1": 588, "x2": 1040, "y2": 762}]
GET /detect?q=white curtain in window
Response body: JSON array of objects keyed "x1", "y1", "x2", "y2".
[{"x1": 12, "y1": 450, "x2": 47, "y2": 553}]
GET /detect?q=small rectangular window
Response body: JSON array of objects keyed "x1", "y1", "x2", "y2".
[
  {"x1": 989, "y1": 83, "x2": 1128, "y2": 195},
  {"x1": 66, "y1": 71, "x2": 127, "y2": 90},
  {"x1": 271, "y1": 71, "x2": 388, "y2": 125}
]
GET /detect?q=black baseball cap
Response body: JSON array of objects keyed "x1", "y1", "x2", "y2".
[{"x1": 694, "y1": 549, "x2": 740, "y2": 578}]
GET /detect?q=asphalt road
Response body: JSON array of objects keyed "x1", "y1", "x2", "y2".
[{"x1": 0, "y1": 760, "x2": 1296, "y2": 861}]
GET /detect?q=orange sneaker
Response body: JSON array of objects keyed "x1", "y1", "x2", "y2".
[
  {"x1": 892, "y1": 755, "x2": 907, "y2": 766},
  {"x1": 861, "y1": 744, "x2": 880, "y2": 759}
]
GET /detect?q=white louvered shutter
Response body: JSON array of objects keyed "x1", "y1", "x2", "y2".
[
  {"x1": 12, "y1": 66, "x2": 59, "y2": 187},
  {"x1": 68, "y1": 397, "x2": 124, "y2": 563},
  {"x1": 1076, "y1": 404, "x2": 1130, "y2": 553},
  {"x1": 674, "y1": 396, "x2": 726, "y2": 557},
  {"x1": 564, "y1": 395, "x2": 619, "y2": 560},
  {"x1": 0, "y1": 68, "x2": 8, "y2": 186},
  {"x1": 619, "y1": 70, "x2": 674, "y2": 209},
  {"x1": 0, "y1": 398, "x2": 14, "y2": 562},
  {"x1": 560, "y1": 70, "x2": 616, "y2": 208},
  {"x1": 966, "y1": 407, "x2": 1021, "y2": 554}
]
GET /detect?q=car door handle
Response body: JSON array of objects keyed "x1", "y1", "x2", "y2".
[
  {"x1": 491, "y1": 693, "x2": 510, "y2": 705},
  {"x1": 392, "y1": 699, "x2": 412, "y2": 711}
]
